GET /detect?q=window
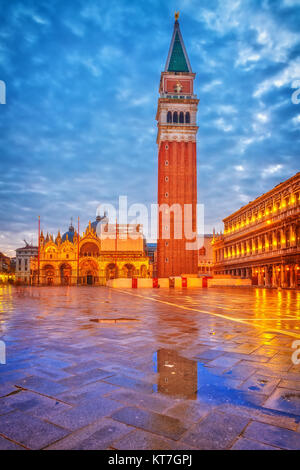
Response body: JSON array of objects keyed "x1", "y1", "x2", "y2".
[
  {"x1": 165, "y1": 176, "x2": 169, "y2": 182},
  {"x1": 173, "y1": 112, "x2": 178, "y2": 123},
  {"x1": 185, "y1": 112, "x2": 190, "y2": 123},
  {"x1": 165, "y1": 192, "x2": 169, "y2": 197},
  {"x1": 165, "y1": 160, "x2": 169, "y2": 166},
  {"x1": 165, "y1": 258, "x2": 169, "y2": 262},
  {"x1": 199, "y1": 247, "x2": 206, "y2": 256},
  {"x1": 179, "y1": 112, "x2": 184, "y2": 123},
  {"x1": 167, "y1": 111, "x2": 172, "y2": 123},
  {"x1": 165, "y1": 144, "x2": 169, "y2": 150}
]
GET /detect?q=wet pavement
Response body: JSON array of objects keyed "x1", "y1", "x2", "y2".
[{"x1": 0, "y1": 285, "x2": 300, "y2": 450}]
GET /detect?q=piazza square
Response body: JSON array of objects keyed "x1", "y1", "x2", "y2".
[{"x1": 0, "y1": 0, "x2": 300, "y2": 456}]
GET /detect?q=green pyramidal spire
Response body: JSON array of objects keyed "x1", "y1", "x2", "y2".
[{"x1": 165, "y1": 15, "x2": 192, "y2": 73}]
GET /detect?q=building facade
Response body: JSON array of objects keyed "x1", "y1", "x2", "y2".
[
  {"x1": 198, "y1": 235, "x2": 214, "y2": 275},
  {"x1": 156, "y1": 14, "x2": 199, "y2": 277},
  {"x1": 0, "y1": 252, "x2": 10, "y2": 274},
  {"x1": 213, "y1": 172, "x2": 300, "y2": 288},
  {"x1": 30, "y1": 217, "x2": 150, "y2": 286},
  {"x1": 15, "y1": 243, "x2": 38, "y2": 284}
]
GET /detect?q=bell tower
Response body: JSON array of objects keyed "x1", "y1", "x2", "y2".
[{"x1": 156, "y1": 13, "x2": 199, "y2": 277}]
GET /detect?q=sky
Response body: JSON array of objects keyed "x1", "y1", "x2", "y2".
[{"x1": 0, "y1": 0, "x2": 299, "y2": 256}]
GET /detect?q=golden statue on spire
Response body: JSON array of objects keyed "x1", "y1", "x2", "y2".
[{"x1": 175, "y1": 11, "x2": 180, "y2": 21}]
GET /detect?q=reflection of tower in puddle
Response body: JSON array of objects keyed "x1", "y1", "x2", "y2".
[{"x1": 155, "y1": 349, "x2": 197, "y2": 399}]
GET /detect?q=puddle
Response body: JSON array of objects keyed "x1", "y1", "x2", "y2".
[
  {"x1": 152, "y1": 348, "x2": 300, "y2": 423},
  {"x1": 282, "y1": 393, "x2": 300, "y2": 403},
  {"x1": 90, "y1": 318, "x2": 138, "y2": 324}
]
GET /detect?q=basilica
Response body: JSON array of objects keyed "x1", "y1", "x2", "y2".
[{"x1": 30, "y1": 215, "x2": 150, "y2": 286}]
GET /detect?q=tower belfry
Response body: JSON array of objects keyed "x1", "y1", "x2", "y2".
[{"x1": 156, "y1": 14, "x2": 199, "y2": 277}]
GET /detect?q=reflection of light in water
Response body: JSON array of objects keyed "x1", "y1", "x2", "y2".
[
  {"x1": 153, "y1": 349, "x2": 300, "y2": 423},
  {"x1": 154, "y1": 349, "x2": 198, "y2": 399},
  {"x1": 0, "y1": 285, "x2": 13, "y2": 316}
]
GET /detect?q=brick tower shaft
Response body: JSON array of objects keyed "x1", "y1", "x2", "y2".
[{"x1": 156, "y1": 15, "x2": 199, "y2": 278}]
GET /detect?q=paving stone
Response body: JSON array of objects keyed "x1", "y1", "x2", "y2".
[
  {"x1": 111, "y1": 406, "x2": 187, "y2": 440},
  {"x1": 231, "y1": 437, "x2": 280, "y2": 450},
  {"x1": 0, "y1": 384, "x2": 19, "y2": 398},
  {"x1": 0, "y1": 370, "x2": 28, "y2": 385},
  {"x1": 164, "y1": 400, "x2": 213, "y2": 424},
  {"x1": 181, "y1": 411, "x2": 249, "y2": 449},
  {"x1": 0, "y1": 411, "x2": 69, "y2": 449},
  {"x1": 218, "y1": 403, "x2": 299, "y2": 431},
  {"x1": 30, "y1": 367, "x2": 73, "y2": 381},
  {"x1": 46, "y1": 417, "x2": 132, "y2": 450},
  {"x1": 63, "y1": 360, "x2": 107, "y2": 374},
  {"x1": 0, "y1": 435, "x2": 25, "y2": 450},
  {"x1": 244, "y1": 421, "x2": 300, "y2": 450},
  {"x1": 279, "y1": 380, "x2": 300, "y2": 391},
  {"x1": 58, "y1": 380, "x2": 118, "y2": 405},
  {"x1": 239, "y1": 374, "x2": 280, "y2": 395},
  {"x1": 194, "y1": 349, "x2": 224, "y2": 361},
  {"x1": 105, "y1": 389, "x2": 171, "y2": 413},
  {"x1": 15, "y1": 375, "x2": 68, "y2": 396},
  {"x1": 102, "y1": 374, "x2": 154, "y2": 393},
  {"x1": 47, "y1": 397, "x2": 123, "y2": 431},
  {"x1": 0, "y1": 390, "x2": 72, "y2": 420},
  {"x1": 264, "y1": 387, "x2": 300, "y2": 416},
  {"x1": 58, "y1": 368, "x2": 113, "y2": 388},
  {"x1": 207, "y1": 356, "x2": 241, "y2": 369},
  {"x1": 113, "y1": 429, "x2": 196, "y2": 450}
]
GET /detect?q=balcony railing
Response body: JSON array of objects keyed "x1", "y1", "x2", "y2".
[
  {"x1": 160, "y1": 93, "x2": 198, "y2": 99},
  {"x1": 224, "y1": 204, "x2": 300, "y2": 240},
  {"x1": 215, "y1": 245, "x2": 299, "y2": 266}
]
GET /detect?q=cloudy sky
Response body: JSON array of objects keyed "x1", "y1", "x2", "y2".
[{"x1": 0, "y1": 0, "x2": 299, "y2": 255}]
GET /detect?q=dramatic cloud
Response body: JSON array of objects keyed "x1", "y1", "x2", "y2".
[{"x1": 0, "y1": 0, "x2": 299, "y2": 255}]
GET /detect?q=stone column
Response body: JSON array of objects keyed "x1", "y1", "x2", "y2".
[
  {"x1": 280, "y1": 228, "x2": 286, "y2": 249},
  {"x1": 265, "y1": 233, "x2": 269, "y2": 252},
  {"x1": 258, "y1": 267, "x2": 263, "y2": 286},
  {"x1": 290, "y1": 266, "x2": 296, "y2": 289},
  {"x1": 290, "y1": 224, "x2": 297, "y2": 247},
  {"x1": 280, "y1": 265, "x2": 285, "y2": 288},
  {"x1": 265, "y1": 266, "x2": 271, "y2": 287},
  {"x1": 272, "y1": 265, "x2": 277, "y2": 287},
  {"x1": 258, "y1": 236, "x2": 262, "y2": 253}
]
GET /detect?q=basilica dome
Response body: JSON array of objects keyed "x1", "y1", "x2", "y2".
[
  {"x1": 62, "y1": 223, "x2": 75, "y2": 242},
  {"x1": 88, "y1": 214, "x2": 109, "y2": 234}
]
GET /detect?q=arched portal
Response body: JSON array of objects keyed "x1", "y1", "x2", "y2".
[
  {"x1": 80, "y1": 242, "x2": 99, "y2": 257},
  {"x1": 42, "y1": 264, "x2": 55, "y2": 285},
  {"x1": 80, "y1": 259, "x2": 99, "y2": 285},
  {"x1": 106, "y1": 263, "x2": 118, "y2": 280},
  {"x1": 60, "y1": 263, "x2": 72, "y2": 285},
  {"x1": 122, "y1": 263, "x2": 136, "y2": 278}
]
